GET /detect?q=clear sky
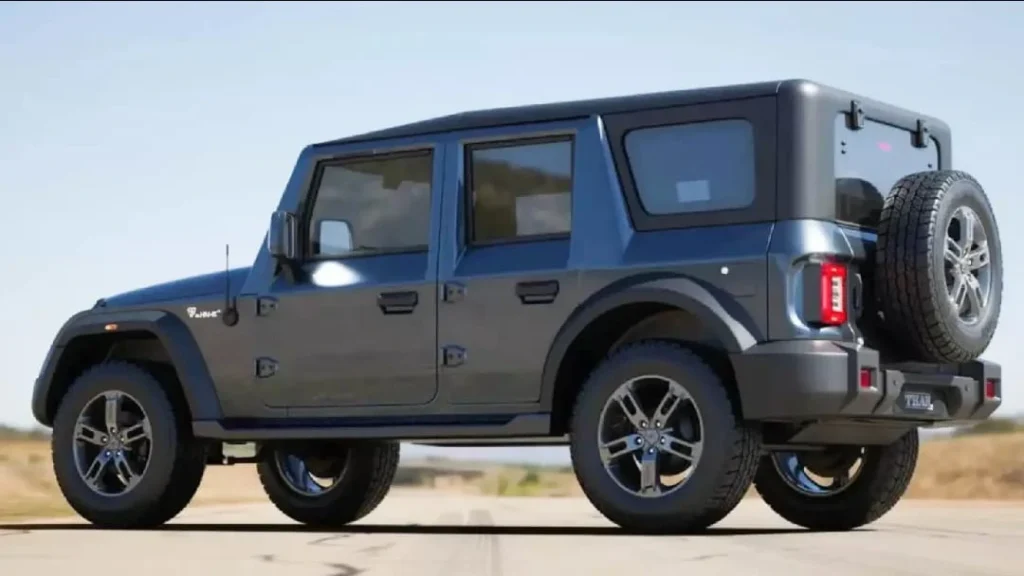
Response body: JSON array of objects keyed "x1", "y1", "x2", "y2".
[{"x1": 2, "y1": 1, "x2": 1021, "y2": 464}]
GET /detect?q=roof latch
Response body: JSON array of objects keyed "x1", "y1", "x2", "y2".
[
  {"x1": 913, "y1": 119, "x2": 930, "y2": 148},
  {"x1": 847, "y1": 100, "x2": 865, "y2": 130}
]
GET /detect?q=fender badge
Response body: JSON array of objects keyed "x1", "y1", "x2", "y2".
[{"x1": 186, "y1": 306, "x2": 222, "y2": 320}]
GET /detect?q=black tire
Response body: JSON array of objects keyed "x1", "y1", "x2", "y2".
[
  {"x1": 753, "y1": 430, "x2": 919, "y2": 531},
  {"x1": 569, "y1": 340, "x2": 761, "y2": 534},
  {"x1": 875, "y1": 170, "x2": 1002, "y2": 364},
  {"x1": 51, "y1": 361, "x2": 207, "y2": 529},
  {"x1": 257, "y1": 441, "x2": 399, "y2": 527}
]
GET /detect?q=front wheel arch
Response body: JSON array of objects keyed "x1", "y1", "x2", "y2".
[{"x1": 36, "y1": 311, "x2": 223, "y2": 427}]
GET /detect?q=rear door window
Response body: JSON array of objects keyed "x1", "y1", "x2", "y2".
[{"x1": 834, "y1": 115, "x2": 939, "y2": 228}]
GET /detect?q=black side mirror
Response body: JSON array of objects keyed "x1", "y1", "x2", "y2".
[{"x1": 267, "y1": 210, "x2": 298, "y2": 260}]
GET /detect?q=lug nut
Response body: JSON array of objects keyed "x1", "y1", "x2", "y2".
[
  {"x1": 648, "y1": 448, "x2": 655, "y2": 454},
  {"x1": 660, "y1": 437, "x2": 666, "y2": 444},
  {"x1": 654, "y1": 421, "x2": 662, "y2": 428},
  {"x1": 640, "y1": 421, "x2": 648, "y2": 428}
]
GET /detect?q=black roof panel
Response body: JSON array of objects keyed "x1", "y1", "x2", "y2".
[{"x1": 313, "y1": 79, "x2": 801, "y2": 147}]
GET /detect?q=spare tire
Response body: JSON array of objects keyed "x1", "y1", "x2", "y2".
[{"x1": 874, "y1": 170, "x2": 1002, "y2": 364}]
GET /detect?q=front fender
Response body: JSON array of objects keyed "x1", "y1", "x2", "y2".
[
  {"x1": 539, "y1": 275, "x2": 760, "y2": 411},
  {"x1": 32, "y1": 309, "x2": 223, "y2": 426}
]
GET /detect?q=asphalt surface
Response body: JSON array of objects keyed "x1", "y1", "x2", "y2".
[{"x1": 2, "y1": 490, "x2": 1022, "y2": 575}]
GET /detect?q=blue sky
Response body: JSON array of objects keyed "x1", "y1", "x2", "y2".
[{"x1": 2, "y1": 1, "x2": 1021, "y2": 464}]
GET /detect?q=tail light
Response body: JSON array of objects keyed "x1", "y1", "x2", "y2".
[{"x1": 819, "y1": 261, "x2": 848, "y2": 326}]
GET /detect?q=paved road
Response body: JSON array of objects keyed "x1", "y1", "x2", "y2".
[{"x1": 2, "y1": 491, "x2": 1022, "y2": 575}]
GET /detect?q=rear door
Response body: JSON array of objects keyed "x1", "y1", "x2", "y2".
[{"x1": 435, "y1": 122, "x2": 585, "y2": 407}]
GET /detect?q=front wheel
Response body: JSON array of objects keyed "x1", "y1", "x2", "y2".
[
  {"x1": 257, "y1": 440, "x2": 399, "y2": 527},
  {"x1": 753, "y1": 431, "x2": 919, "y2": 531},
  {"x1": 51, "y1": 362, "x2": 207, "y2": 529}
]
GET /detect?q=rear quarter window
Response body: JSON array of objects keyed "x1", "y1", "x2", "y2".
[
  {"x1": 834, "y1": 115, "x2": 939, "y2": 228},
  {"x1": 625, "y1": 119, "x2": 756, "y2": 215}
]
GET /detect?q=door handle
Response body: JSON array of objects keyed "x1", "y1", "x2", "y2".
[
  {"x1": 515, "y1": 280, "x2": 559, "y2": 304},
  {"x1": 377, "y1": 290, "x2": 418, "y2": 314}
]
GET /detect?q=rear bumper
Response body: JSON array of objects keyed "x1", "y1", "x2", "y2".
[{"x1": 730, "y1": 340, "x2": 1002, "y2": 423}]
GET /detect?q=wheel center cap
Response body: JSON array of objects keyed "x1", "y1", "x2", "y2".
[{"x1": 641, "y1": 429, "x2": 660, "y2": 445}]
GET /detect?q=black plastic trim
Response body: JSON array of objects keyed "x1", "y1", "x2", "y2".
[
  {"x1": 192, "y1": 413, "x2": 550, "y2": 441},
  {"x1": 539, "y1": 274, "x2": 760, "y2": 412},
  {"x1": 730, "y1": 339, "x2": 1002, "y2": 423},
  {"x1": 32, "y1": 309, "x2": 224, "y2": 426}
]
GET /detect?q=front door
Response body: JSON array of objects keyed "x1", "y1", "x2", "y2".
[{"x1": 251, "y1": 144, "x2": 443, "y2": 412}]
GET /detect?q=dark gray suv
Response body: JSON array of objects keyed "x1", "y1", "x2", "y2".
[{"x1": 32, "y1": 79, "x2": 1003, "y2": 533}]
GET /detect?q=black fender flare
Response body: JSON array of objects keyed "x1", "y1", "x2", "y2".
[
  {"x1": 31, "y1": 309, "x2": 223, "y2": 426},
  {"x1": 538, "y1": 275, "x2": 760, "y2": 411}
]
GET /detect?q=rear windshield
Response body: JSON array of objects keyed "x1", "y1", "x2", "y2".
[{"x1": 833, "y1": 115, "x2": 939, "y2": 228}]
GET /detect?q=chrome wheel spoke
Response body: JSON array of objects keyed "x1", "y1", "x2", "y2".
[
  {"x1": 944, "y1": 236, "x2": 962, "y2": 263},
  {"x1": 950, "y1": 274, "x2": 969, "y2": 310},
  {"x1": 956, "y1": 207, "x2": 976, "y2": 252},
  {"x1": 112, "y1": 452, "x2": 140, "y2": 489},
  {"x1": 600, "y1": 435, "x2": 642, "y2": 465},
  {"x1": 651, "y1": 384, "x2": 688, "y2": 425},
  {"x1": 611, "y1": 385, "x2": 649, "y2": 429},
  {"x1": 964, "y1": 273, "x2": 985, "y2": 312},
  {"x1": 659, "y1": 433, "x2": 700, "y2": 462},
  {"x1": 74, "y1": 422, "x2": 107, "y2": 446},
  {"x1": 82, "y1": 451, "x2": 113, "y2": 489},
  {"x1": 967, "y1": 241, "x2": 990, "y2": 271},
  {"x1": 104, "y1": 392, "x2": 123, "y2": 433},
  {"x1": 638, "y1": 449, "x2": 659, "y2": 495},
  {"x1": 120, "y1": 421, "x2": 150, "y2": 445}
]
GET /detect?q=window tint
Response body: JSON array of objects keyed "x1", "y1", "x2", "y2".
[
  {"x1": 834, "y1": 115, "x2": 938, "y2": 228},
  {"x1": 624, "y1": 119, "x2": 755, "y2": 215},
  {"x1": 309, "y1": 151, "x2": 433, "y2": 257},
  {"x1": 467, "y1": 138, "x2": 573, "y2": 244}
]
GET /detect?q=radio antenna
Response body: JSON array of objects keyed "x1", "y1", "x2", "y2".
[{"x1": 222, "y1": 243, "x2": 239, "y2": 326}]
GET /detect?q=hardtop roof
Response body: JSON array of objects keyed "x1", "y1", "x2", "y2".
[{"x1": 313, "y1": 79, "x2": 804, "y2": 148}]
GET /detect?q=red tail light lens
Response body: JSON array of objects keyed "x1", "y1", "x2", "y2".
[
  {"x1": 820, "y1": 262, "x2": 848, "y2": 325},
  {"x1": 985, "y1": 379, "x2": 999, "y2": 400},
  {"x1": 860, "y1": 368, "x2": 874, "y2": 389}
]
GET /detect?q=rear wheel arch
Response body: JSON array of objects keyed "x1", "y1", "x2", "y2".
[
  {"x1": 542, "y1": 276, "x2": 759, "y2": 434},
  {"x1": 39, "y1": 312, "x2": 223, "y2": 426}
]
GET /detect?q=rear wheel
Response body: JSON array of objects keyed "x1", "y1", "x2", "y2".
[
  {"x1": 51, "y1": 362, "x2": 207, "y2": 529},
  {"x1": 753, "y1": 431, "x2": 918, "y2": 531},
  {"x1": 569, "y1": 341, "x2": 761, "y2": 533},
  {"x1": 257, "y1": 440, "x2": 399, "y2": 527}
]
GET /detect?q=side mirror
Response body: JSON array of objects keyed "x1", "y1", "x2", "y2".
[
  {"x1": 316, "y1": 219, "x2": 354, "y2": 256},
  {"x1": 267, "y1": 210, "x2": 298, "y2": 260}
]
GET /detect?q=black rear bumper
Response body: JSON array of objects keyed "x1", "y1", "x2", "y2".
[{"x1": 730, "y1": 340, "x2": 1002, "y2": 423}]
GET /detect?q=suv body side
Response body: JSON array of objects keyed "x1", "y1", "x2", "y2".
[
  {"x1": 34, "y1": 79, "x2": 998, "y2": 448},
  {"x1": 201, "y1": 92, "x2": 782, "y2": 439}
]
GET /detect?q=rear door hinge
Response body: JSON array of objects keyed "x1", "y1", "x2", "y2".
[
  {"x1": 255, "y1": 357, "x2": 278, "y2": 378},
  {"x1": 441, "y1": 345, "x2": 466, "y2": 367},
  {"x1": 257, "y1": 297, "x2": 278, "y2": 317},
  {"x1": 443, "y1": 282, "x2": 466, "y2": 303}
]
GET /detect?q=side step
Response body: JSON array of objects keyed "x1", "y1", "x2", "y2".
[{"x1": 192, "y1": 413, "x2": 551, "y2": 442}]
